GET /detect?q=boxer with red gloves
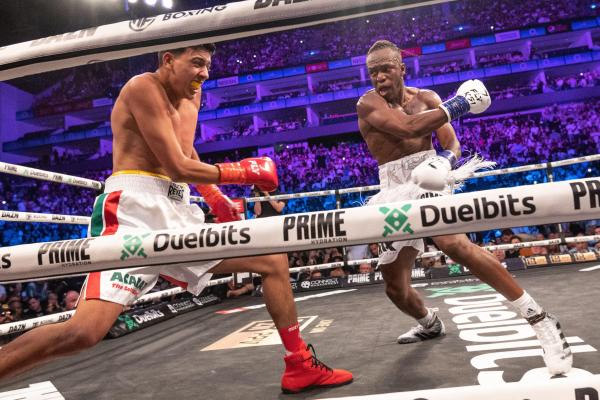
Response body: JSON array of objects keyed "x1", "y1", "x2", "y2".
[{"x1": 0, "y1": 44, "x2": 353, "y2": 394}]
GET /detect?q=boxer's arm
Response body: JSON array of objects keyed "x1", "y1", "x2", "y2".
[
  {"x1": 126, "y1": 76, "x2": 219, "y2": 183},
  {"x1": 422, "y1": 90, "x2": 461, "y2": 159},
  {"x1": 356, "y1": 91, "x2": 447, "y2": 139}
]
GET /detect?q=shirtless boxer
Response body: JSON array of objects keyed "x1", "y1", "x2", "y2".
[
  {"x1": 0, "y1": 45, "x2": 352, "y2": 393},
  {"x1": 357, "y1": 40, "x2": 571, "y2": 375}
]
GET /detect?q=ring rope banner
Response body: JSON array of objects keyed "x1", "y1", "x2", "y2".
[
  {"x1": 0, "y1": 0, "x2": 454, "y2": 81},
  {"x1": 0, "y1": 211, "x2": 90, "y2": 225},
  {"x1": 0, "y1": 162, "x2": 102, "y2": 190},
  {"x1": 0, "y1": 276, "x2": 232, "y2": 336},
  {"x1": 0, "y1": 154, "x2": 597, "y2": 202},
  {"x1": 0, "y1": 177, "x2": 598, "y2": 282}
]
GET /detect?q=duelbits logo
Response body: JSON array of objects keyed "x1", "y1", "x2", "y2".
[
  {"x1": 420, "y1": 194, "x2": 535, "y2": 227},
  {"x1": 379, "y1": 204, "x2": 414, "y2": 237},
  {"x1": 129, "y1": 17, "x2": 156, "y2": 32},
  {"x1": 154, "y1": 226, "x2": 251, "y2": 252},
  {"x1": 121, "y1": 233, "x2": 150, "y2": 261}
]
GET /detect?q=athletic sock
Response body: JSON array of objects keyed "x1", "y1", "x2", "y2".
[
  {"x1": 278, "y1": 322, "x2": 304, "y2": 354},
  {"x1": 511, "y1": 291, "x2": 544, "y2": 319},
  {"x1": 417, "y1": 308, "x2": 435, "y2": 328}
]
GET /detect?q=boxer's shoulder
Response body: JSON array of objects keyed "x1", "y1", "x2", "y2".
[
  {"x1": 357, "y1": 89, "x2": 386, "y2": 110},
  {"x1": 414, "y1": 88, "x2": 443, "y2": 107}
]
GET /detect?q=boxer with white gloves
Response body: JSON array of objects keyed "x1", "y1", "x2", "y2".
[{"x1": 356, "y1": 39, "x2": 571, "y2": 375}]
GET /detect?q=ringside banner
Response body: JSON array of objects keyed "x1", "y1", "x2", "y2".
[
  {"x1": 0, "y1": 178, "x2": 598, "y2": 282},
  {"x1": 0, "y1": 0, "x2": 454, "y2": 81}
]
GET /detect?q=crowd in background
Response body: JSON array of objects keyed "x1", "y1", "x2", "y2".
[{"x1": 29, "y1": 0, "x2": 597, "y2": 108}]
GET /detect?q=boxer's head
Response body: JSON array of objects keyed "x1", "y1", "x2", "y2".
[
  {"x1": 158, "y1": 44, "x2": 216, "y2": 100},
  {"x1": 366, "y1": 40, "x2": 406, "y2": 103}
]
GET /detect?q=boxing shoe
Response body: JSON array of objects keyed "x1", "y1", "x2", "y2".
[
  {"x1": 397, "y1": 312, "x2": 445, "y2": 344},
  {"x1": 281, "y1": 343, "x2": 353, "y2": 394},
  {"x1": 527, "y1": 312, "x2": 572, "y2": 375}
]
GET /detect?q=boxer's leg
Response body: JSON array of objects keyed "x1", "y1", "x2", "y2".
[
  {"x1": 210, "y1": 254, "x2": 353, "y2": 393},
  {"x1": 0, "y1": 288, "x2": 122, "y2": 381},
  {"x1": 433, "y1": 233, "x2": 572, "y2": 374}
]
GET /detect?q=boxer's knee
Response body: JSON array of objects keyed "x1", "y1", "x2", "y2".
[
  {"x1": 258, "y1": 254, "x2": 289, "y2": 279},
  {"x1": 436, "y1": 235, "x2": 470, "y2": 259},
  {"x1": 61, "y1": 321, "x2": 104, "y2": 353}
]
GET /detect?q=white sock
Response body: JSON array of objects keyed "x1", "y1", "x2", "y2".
[
  {"x1": 417, "y1": 308, "x2": 435, "y2": 328},
  {"x1": 510, "y1": 291, "x2": 543, "y2": 319}
]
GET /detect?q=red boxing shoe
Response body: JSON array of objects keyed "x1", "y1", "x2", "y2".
[{"x1": 281, "y1": 343, "x2": 353, "y2": 394}]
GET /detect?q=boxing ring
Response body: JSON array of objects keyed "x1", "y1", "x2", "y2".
[{"x1": 1, "y1": 0, "x2": 600, "y2": 398}]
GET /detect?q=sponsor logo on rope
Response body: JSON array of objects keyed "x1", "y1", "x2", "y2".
[
  {"x1": 379, "y1": 204, "x2": 414, "y2": 237},
  {"x1": 570, "y1": 180, "x2": 600, "y2": 210},
  {"x1": 30, "y1": 27, "x2": 98, "y2": 47},
  {"x1": 121, "y1": 233, "x2": 150, "y2": 260},
  {"x1": 154, "y1": 225, "x2": 251, "y2": 252},
  {"x1": 37, "y1": 238, "x2": 94, "y2": 267},
  {"x1": 128, "y1": 17, "x2": 156, "y2": 32},
  {"x1": 3, "y1": 165, "x2": 17, "y2": 173},
  {"x1": 8, "y1": 323, "x2": 26, "y2": 334},
  {"x1": 254, "y1": 0, "x2": 308, "y2": 9},
  {"x1": 426, "y1": 283, "x2": 494, "y2": 298},
  {"x1": 1, "y1": 253, "x2": 11, "y2": 269},
  {"x1": 283, "y1": 210, "x2": 347, "y2": 244},
  {"x1": 28, "y1": 170, "x2": 49, "y2": 179},
  {"x1": 1, "y1": 211, "x2": 18, "y2": 219},
  {"x1": 51, "y1": 215, "x2": 66, "y2": 222},
  {"x1": 162, "y1": 6, "x2": 227, "y2": 20},
  {"x1": 420, "y1": 195, "x2": 535, "y2": 227}
]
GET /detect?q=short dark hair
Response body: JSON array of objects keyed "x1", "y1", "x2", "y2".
[
  {"x1": 367, "y1": 40, "x2": 401, "y2": 56},
  {"x1": 157, "y1": 43, "x2": 216, "y2": 66}
]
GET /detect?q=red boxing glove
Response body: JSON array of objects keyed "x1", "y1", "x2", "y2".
[
  {"x1": 216, "y1": 157, "x2": 278, "y2": 192},
  {"x1": 196, "y1": 184, "x2": 240, "y2": 223}
]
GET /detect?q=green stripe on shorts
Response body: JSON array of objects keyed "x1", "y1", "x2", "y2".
[{"x1": 90, "y1": 193, "x2": 108, "y2": 237}]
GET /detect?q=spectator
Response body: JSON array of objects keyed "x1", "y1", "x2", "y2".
[{"x1": 63, "y1": 290, "x2": 80, "y2": 311}]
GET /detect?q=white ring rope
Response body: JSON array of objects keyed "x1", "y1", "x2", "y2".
[
  {"x1": 0, "y1": 211, "x2": 90, "y2": 225},
  {"x1": 0, "y1": 0, "x2": 453, "y2": 81},
  {"x1": 5, "y1": 234, "x2": 596, "y2": 337},
  {"x1": 0, "y1": 154, "x2": 597, "y2": 204},
  {"x1": 0, "y1": 276, "x2": 232, "y2": 336},
  {"x1": 0, "y1": 162, "x2": 102, "y2": 190},
  {"x1": 0, "y1": 177, "x2": 597, "y2": 283},
  {"x1": 287, "y1": 235, "x2": 600, "y2": 275}
]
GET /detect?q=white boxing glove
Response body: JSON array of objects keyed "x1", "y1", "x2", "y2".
[
  {"x1": 439, "y1": 79, "x2": 491, "y2": 121},
  {"x1": 411, "y1": 150, "x2": 457, "y2": 191}
]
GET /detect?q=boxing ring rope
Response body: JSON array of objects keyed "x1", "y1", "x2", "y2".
[
  {"x1": 0, "y1": 211, "x2": 89, "y2": 225},
  {"x1": 1, "y1": 153, "x2": 598, "y2": 207},
  {"x1": 2, "y1": 233, "x2": 597, "y2": 337},
  {"x1": 0, "y1": 177, "x2": 597, "y2": 283},
  {"x1": 0, "y1": 276, "x2": 232, "y2": 337},
  {"x1": 0, "y1": 162, "x2": 102, "y2": 190},
  {"x1": 0, "y1": 0, "x2": 454, "y2": 81}
]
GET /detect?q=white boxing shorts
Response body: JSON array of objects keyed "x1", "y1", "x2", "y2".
[
  {"x1": 367, "y1": 150, "x2": 452, "y2": 266},
  {"x1": 81, "y1": 172, "x2": 221, "y2": 306}
]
